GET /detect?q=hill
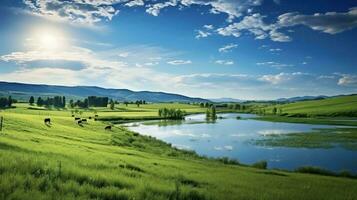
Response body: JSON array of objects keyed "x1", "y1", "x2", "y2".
[
  {"x1": 276, "y1": 95, "x2": 328, "y2": 102},
  {"x1": 0, "y1": 81, "x2": 209, "y2": 103},
  {"x1": 264, "y1": 94, "x2": 357, "y2": 117}
]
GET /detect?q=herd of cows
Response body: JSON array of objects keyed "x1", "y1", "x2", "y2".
[{"x1": 43, "y1": 115, "x2": 112, "y2": 130}]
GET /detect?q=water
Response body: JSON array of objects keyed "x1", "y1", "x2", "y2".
[{"x1": 124, "y1": 113, "x2": 357, "y2": 172}]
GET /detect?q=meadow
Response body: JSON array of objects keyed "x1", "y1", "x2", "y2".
[
  {"x1": 1, "y1": 103, "x2": 357, "y2": 199},
  {"x1": 259, "y1": 95, "x2": 357, "y2": 118}
]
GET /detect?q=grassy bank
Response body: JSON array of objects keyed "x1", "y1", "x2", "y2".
[
  {"x1": 253, "y1": 128, "x2": 357, "y2": 150},
  {"x1": 1, "y1": 104, "x2": 357, "y2": 199}
]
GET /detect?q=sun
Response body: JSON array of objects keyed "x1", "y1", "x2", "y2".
[
  {"x1": 28, "y1": 27, "x2": 68, "y2": 51},
  {"x1": 39, "y1": 33, "x2": 60, "y2": 50}
]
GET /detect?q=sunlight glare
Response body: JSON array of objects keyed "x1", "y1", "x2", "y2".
[{"x1": 28, "y1": 27, "x2": 68, "y2": 51}]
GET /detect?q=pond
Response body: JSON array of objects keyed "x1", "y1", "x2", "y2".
[{"x1": 124, "y1": 113, "x2": 357, "y2": 172}]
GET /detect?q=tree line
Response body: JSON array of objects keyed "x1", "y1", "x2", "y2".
[
  {"x1": 88, "y1": 96, "x2": 109, "y2": 107},
  {"x1": 158, "y1": 108, "x2": 186, "y2": 119},
  {"x1": 34, "y1": 96, "x2": 66, "y2": 108}
]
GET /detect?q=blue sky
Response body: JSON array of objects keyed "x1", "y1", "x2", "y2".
[{"x1": 0, "y1": 0, "x2": 356, "y2": 100}]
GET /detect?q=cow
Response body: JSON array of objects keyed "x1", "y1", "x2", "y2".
[
  {"x1": 88, "y1": 116, "x2": 92, "y2": 119},
  {"x1": 81, "y1": 119, "x2": 87, "y2": 123},
  {"x1": 44, "y1": 118, "x2": 51, "y2": 124},
  {"x1": 75, "y1": 117, "x2": 81, "y2": 121},
  {"x1": 105, "y1": 125, "x2": 112, "y2": 131},
  {"x1": 95, "y1": 115, "x2": 99, "y2": 117},
  {"x1": 77, "y1": 120, "x2": 83, "y2": 126},
  {"x1": 71, "y1": 115, "x2": 75, "y2": 117}
]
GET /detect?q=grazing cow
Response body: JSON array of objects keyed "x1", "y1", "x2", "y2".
[
  {"x1": 95, "y1": 115, "x2": 99, "y2": 117},
  {"x1": 71, "y1": 115, "x2": 75, "y2": 117},
  {"x1": 75, "y1": 117, "x2": 81, "y2": 121},
  {"x1": 105, "y1": 125, "x2": 112, "y2": 131},
  {"x1": 88, "y1": 116, "x2": 92, "y2": 119},
  {"x1": 44, "y1": 118, "x2": 51, "y2": 124},
  {"x1": 77, "y1": 120, "x2": 83, "y2": 126},
  {"x1": 81, "y1": 119, "x2": 87, "y2": 123}
]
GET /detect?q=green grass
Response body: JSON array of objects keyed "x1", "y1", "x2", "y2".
[
  {"x1": 1, "y1": 103, "x2": 357, "y2": 199},
  {"x1": 252, "y1": 128, "x2": 357, "y2": 150},
  {"x1": 262, "y1": 95, "x2": 357, "y2": 117}
]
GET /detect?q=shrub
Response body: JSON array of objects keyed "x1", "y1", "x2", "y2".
[
  {"x1": 295, "y1": 166, "x2": 335, "y2": 176},
  {"x1": 217, "y1": 157, "x2": 240, "y2": 165}
]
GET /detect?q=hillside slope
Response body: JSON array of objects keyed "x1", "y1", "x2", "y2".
[
  {"x1": 0, "y1": 81, "x2": 209, "y2": 103},
  {"x1": 265, "y1": 95, "x2": 357, "y2": 117}
]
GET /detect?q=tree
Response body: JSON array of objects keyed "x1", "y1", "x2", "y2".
[
  {"x1": 272, "y1": 107, "x2": 277, "y2": 115},
  {"x1": 206, "y1": 105, "x2": 217, "y2": 120},
  {"x1": 0, "y1": 97, "x2": 9, "y2": 108},
  {"x1": 69, "y1": 99, "x2": 74, "y2": 108},
  {"x1": 62, "y1": 96, "x2": 66, "y2": 108},
  {"x1": 37, "y1": 97, "x2": 44, "y2": 107},
  {"x1": 211, "y1": 105, "x2": 216, "y2": 119},
  {"x1": 29, "y1": 96, "x2": 35, "y2": 105},
  {"x1": 109, "y1": 99, "x2": 115, "y2": 110},
  {"x1": 8, "y1": 96, "x2": 12, "y2": 107}
]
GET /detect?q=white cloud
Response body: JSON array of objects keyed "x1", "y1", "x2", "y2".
[
  {"x1": 23, "y1": 0, "x2": 121, "y2": 26},
  {"x1": 195, "y1": 30, "x2": 211, "y2": 39},
  {"x1": 216, "y1": 13, "x2": 291, "y2": 42},
  {"x1": 216, "y1": 7, "x2": 357, "y2": 42},
  {"x1": 269, "y1": 48, "x2": 282, "y2": 52},
  {"x1": 277, "y1": 7, "x2": 357, "y2": 34},
  {"x1": 195, "y1": 24, "x2": 216, "y2": 39},
  {"x1": 0, "y1": 67, "x2": 83, "y2": 86},
  {"x1": 218, "y1": 43, "x2": 238, "y2": 53},
  {"x1": 118, "y1": 52, "x2": 130, "y2": 58},
  {"x1": 146, "y1": 0, "x2": 263, "y2": 22},
  {"x1": 167, "y1": 60, "x2": 192, "y2": 65},
  {"x1": 256, "y1": 61, "x2": 293, "y2": 68},
  {"x1": 204, "y1": 24, "x2": 214, "y2": 30},
  {"x1": 337, "y1": 74, "x2": 357, "y2": 86},
  {"x1": 125, "y1": 0, "x2": 145, "y2": 7},
  {"x1": 146, "y1": 0, "x2": 178, "y2": 16},
  {"x1": 259, "y1": 72, "x2": 307, "y2": 84},
  {"x1": 215, "y1": 60, "x2": 234, "y2": 65}
]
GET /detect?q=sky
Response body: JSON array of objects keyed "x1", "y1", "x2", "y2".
[{"x1": 0, "y1": 0, "x2": 356, "y2": 100}]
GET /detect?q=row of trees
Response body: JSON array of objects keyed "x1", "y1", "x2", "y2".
[
  {"x1": 158, "y1": 108, "x2": 186, "y2": 119},
  {"x1": 123, "y1": 100, "x2": 147, "y2": 107},
  {"x1": 0, "y1": 96, "x2": 13, "y2": 108},
  {"x1": 33, "y1": 96, "x2": 66, "y2": 108},
  {"x1": 199, "y1": 102, "x2": 213, "y2": 108},
  {"x1": 88, "y1": 96, "x2": 109, "y2": 107}
]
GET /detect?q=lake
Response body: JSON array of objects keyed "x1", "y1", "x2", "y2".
[{"x1": 124, "y1": 113, "x2": 357, "y2": 172}]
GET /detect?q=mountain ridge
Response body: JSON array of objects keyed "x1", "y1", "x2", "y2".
[{"x1": 0, "y1": 81, "x2": 209, "y2": 103}]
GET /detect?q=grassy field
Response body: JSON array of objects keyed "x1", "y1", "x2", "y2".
[
  {"x1": 1, "y1": 103, "x2": 357, "y2": 199},
  {"x1": 261, "y1": 95, "x2": 357, "y2": 117}
]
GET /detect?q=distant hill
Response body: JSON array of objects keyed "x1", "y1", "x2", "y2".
[
  {"x1": 276, "y1": 95, "x2": 328, "y2": 102},
  {"x1": 0, "y1": 81, "x2": 209, "y2": 103},
  {"x1": 209, "y1": 98, "x2": 244, "y2": 103}
]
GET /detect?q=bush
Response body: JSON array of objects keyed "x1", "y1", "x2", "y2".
[
  {"x1": 295, "y1": 166, "x2": 335, "y2": 176},
  {"x1": 216, "y1": 157, "x2": 240, "y2": 165},
  {"x1": 252, "y1": 160, "x2": 267, "y2": 169}
]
